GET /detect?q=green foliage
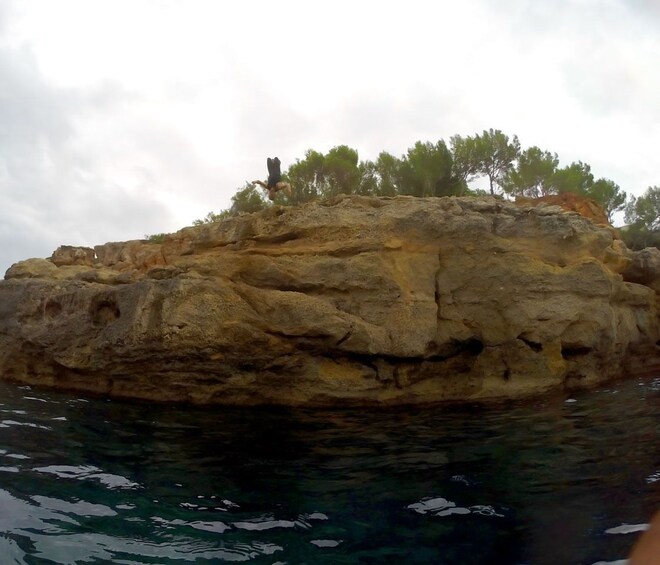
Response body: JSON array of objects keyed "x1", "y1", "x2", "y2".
[
  {"x1": 191, "y1": 183, "x2": 268, "y2": 226},
  {"x1": 199, "y1": 131, "x2": 651, "y2": 232},
  {"x1": 284, "y1": 149, "x2": 326, "y2": 204},
  {"x1": 587, "y1": 178, "x2": 626, "y2": 221},
  {"x1": 398, "y1": 141, "x2": 464, "y2": 197},
  {"x1": 144, "y1": 233, "x2": 169, "y2": 243},
  {"x1": 451, "y1": 129, "x2": 520, "y2": 195},
  {"x1": 449, "y1": 134, "x2": 479, "y2": 185},
  {"x1": 192, "y1": 210, "x2": 231, "y2": 225},
  {"x1": 552, "y1": 161, "x2": 594, "y2": 195},
  {"x1": 502, "y1": 146, "x2": 558, "y2": 197},
  {"x1": 538, "y1": 162, "x2": 627, "y2": 221},
  {"x1": 284, "y1": 145, "x2": 361, "y2": 201},
  {"x1": 475, "y1": 129, "x2": 520, "y2": 195},
  {"x1": 622, "y1": 186, "x2": 660, "y2": 249},
  {"x1": 355, "y1": 160, "x2": 380, "y2": 196},
  {"x1": 229, "y1": 183, "x2": 269, "y2": 214},
  {"x1": 373, "y1": 151, "x2": 402, "y2": 196},
  {"x1": 547, "y1": 162, "x2": 627, "y2": 221},
  {"x1": 619, "y1": 222, "x2": 660, "y2": 250},
  {"x1": 323, "y1": 145, "x2": 361, "y2": 197},
  {"x1": 625, "y1": 186, "x2": 660, "y2": 230},
  {"x1": 280, "y1": 142, "x2": 464, "y2": 202}
]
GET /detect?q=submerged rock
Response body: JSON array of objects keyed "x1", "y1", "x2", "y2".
[{"x1": 0, "y1": 195, "x2": 658, "y2": 405}]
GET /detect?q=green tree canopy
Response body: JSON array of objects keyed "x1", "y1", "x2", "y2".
[
  {"x1": 502, "y1": 146, "x2": 558, "y2": 198},
  {"x1": 625, "y1": 186, "x2": 660, "y2": 230},
  {"x1": 195, "y1": 131, "x2": 641, "y2": 227},
  {"x1": 193, "y1": 183, "x2": 269, "y2": 224},
  {"x1": 621, "y1": 186, "x2": 660, "y2": 249},
  {"x1": 552, "y1": 161, "x2": 594, "y2": 195},
  {"x1": 451, "y1": 130, "x2": 520, "y2": 195},
  {"x1": 473, "y1": 129, "x2": 520, "y2": 195},
  {"x1": 283, "y1": 146, "x2": 361, "y2": 203},
  {"x1": 549, "y1": 162, "x2": 626, "y2": 221},
  {"x1": 398, "y1": 140, "x2": 464, "y2": 197},
  {"x1": 449, "y1": 134, "x2": 479, "y2": 185},
  {"x1": 373, "y1": 151, "x2": 402, "y2": 196},
  {"x1": 586, "y1": 178, "x2": 626, "y2": 221},
  {"x1": 229, "y1": 183, "x2": 269, "y2": 214},
  {"x1": 284, "y1": 149, "x2": 326, "y2": 205},
  {"x1": 355, "y1": 160, "x2": 379, "y2": 196},
  {"x1": 322, "y1": 145, "x2": 361, "y2": 197}
]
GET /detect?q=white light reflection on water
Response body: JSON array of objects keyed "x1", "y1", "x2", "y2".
[
  {"x1": 33, "y1": 464, "x2": 140, "y2": 490},
  {"x1": 605, "y1": 523, "x2": 649, "y2": 535},
  {"x1": 1, "y1": 485, "x2": 286, "y2": 562},
  {"x1": 5, "y1": 452, "x2": 29, "y2": 459},
  {"x1": 310, "y1": 539, "x2": 342, "y2": 547},
  {"x1": 646, "y1": 471, "x2": 660, "y2": 484},
  {"x1": 233, "y1": 518, "x2": 299, "y2": 531},
  {"x1": 31, "y1": 495, "x2": 118, "y2": 517},
  {"x1": 152, "y1": 516, "x2": 232, "y2": 533},
  {"x1": 0, "y1": 419, "x2": 50, "y2": 430},
  {"x1": 407, "y1": 496, "x2": 504, "y2": 518},
  {"x1": 29, "y1": 533, "x2": 284, "y2": 563}
]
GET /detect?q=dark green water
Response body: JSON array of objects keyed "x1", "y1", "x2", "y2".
[{"x1": 0, "y1": 375, "x2": 657, "y2": 565}]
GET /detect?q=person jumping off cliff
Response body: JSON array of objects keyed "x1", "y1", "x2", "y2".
[{"x1": 253, "y1": 157, "x2": 292, "y2": 201}]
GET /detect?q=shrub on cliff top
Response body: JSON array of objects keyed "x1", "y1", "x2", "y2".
[{"x1": 198, "y1": 132, "x2": 657, "y2": 227}]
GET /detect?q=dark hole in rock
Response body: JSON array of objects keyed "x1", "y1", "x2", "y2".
[
  {"x1": 561, "y1": 345, "x2": 592, "y2": 359},
  {"x1": 44, "y1": 300, "x2": 62, "y2": 319},
  {"x1": 503, "y1": 368, "x2": 511, "y2": 381},
  {"x1": 91, "y1": 300, "x2": 120, "y2": 326},
  {"x1": 429, "y1": 338, "x2": 485, "y2": 361},
  {"x1": 458, "y1": 338, "x2": 484, "y2": 356},
  {"x1": 519, "y1": 335, "x2": 543, "y2": 352}
]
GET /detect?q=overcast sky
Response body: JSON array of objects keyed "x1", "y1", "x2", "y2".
[{"x1": 1, "y1": 0, "x2": 659, "y2": 275}]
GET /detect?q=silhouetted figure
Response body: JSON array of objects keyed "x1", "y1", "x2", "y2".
[
  {"x1": 253, "y1": 157, "x2": 292, "y2": 201},
  {"x1": 267, "y1": 157, "x2": 281, "y2": 187}
]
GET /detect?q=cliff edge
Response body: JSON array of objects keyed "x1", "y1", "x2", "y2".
[{"x1": 1, "y1": 195, "x2": 658, "y2": 405}]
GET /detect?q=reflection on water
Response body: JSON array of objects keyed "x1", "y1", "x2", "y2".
[{"x1": 0, "y1": 375, "x2": 657, "y2": 564}]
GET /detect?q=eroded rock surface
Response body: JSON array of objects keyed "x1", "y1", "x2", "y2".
[{"x1": 1, "y1": 195, "x2": 658, "y2": 405}]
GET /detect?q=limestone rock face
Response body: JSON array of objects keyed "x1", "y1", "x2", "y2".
[
  {"x1": 1, "y1": 195, "x2": 658, "y2": 405},
  {"x1": 623, "y1": 247, "x2": 660, "y2": 294},
  {"x1": 515, "y1": 193, "x2": 611, "y2": 226}
]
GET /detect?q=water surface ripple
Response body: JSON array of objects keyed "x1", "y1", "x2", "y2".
[{"x1": 0, "y1": 376, "x2": 657, "y2": 564}]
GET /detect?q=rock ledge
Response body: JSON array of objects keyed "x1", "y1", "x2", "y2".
[{"x1": 1, "y1": 195, "x2": 658, "y2": 405}]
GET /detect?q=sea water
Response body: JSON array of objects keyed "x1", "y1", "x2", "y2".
[{"x1": 0, "y1": 375, "x2": 657, "y2": 565}]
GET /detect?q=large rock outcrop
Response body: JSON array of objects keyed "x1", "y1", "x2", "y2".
[{"x1": 1, "y1": 195, "x2": 658, "y2": 405}]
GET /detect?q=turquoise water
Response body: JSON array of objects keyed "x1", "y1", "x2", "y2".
[{"x1": 0, "y1": 375, "x2": 657, "y2": 564}]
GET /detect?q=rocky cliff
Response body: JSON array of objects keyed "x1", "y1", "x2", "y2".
[{"x1": 1, "y1": 195, "x2": 658, "y2": 405}]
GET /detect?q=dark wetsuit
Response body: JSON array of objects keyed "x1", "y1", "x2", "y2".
[{"x1": 267, "y1": 157, "x2": 282, "y2": 188}]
